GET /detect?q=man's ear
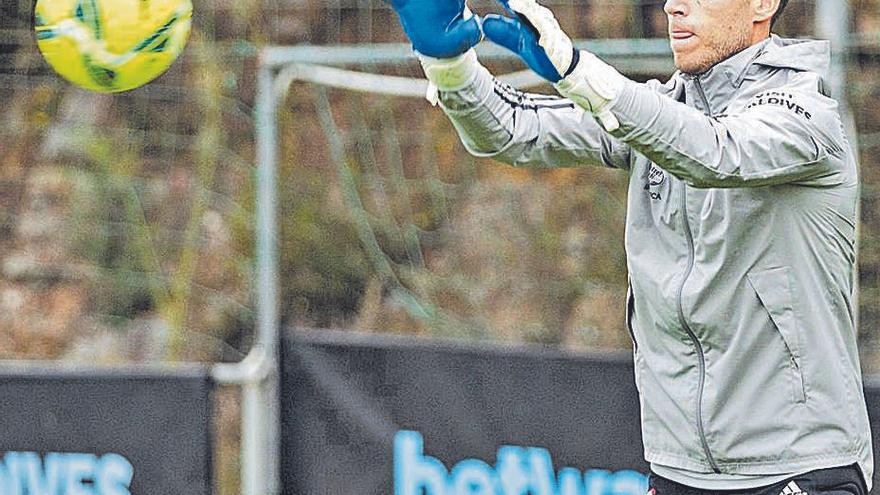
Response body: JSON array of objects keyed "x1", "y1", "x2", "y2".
[{"x1": 752, "y1": 0, "x2": 779, "y2": 23}]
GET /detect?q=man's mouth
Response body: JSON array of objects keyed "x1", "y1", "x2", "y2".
[
  {"x1": 671, "y1": 31, "x2": 695, "y2": 39},
  {"x1": 670, "y1": 30, "x2": 697, "y2": 48}
]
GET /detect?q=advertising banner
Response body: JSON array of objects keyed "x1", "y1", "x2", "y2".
[
  {"x1": 0, "y1": 365, "x2": 213, "y2": 495},
  {"x1": 281, "y1": 330, "x2": 649, "y2": 495}
]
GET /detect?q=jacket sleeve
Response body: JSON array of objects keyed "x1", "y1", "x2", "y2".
[
  {"x1": 436, "y1": 63, "x2": 632, "y2": 170},
  {"x1": 607, "y1": 76, "x2": 849, "y2": 188}
]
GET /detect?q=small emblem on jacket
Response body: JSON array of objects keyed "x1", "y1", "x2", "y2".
[
  {"x1": 779, "y1": 480, "x2": 808, "y2": 495},
  {"x1": 644, "y1": 163, "x2": 666, "y2": 200},
  {"x1": 646, "y1": 489, "x2": 657, "y2": 495},
  {"x1": 648, "y1": 164, "x2": 666, "y2": 186}
]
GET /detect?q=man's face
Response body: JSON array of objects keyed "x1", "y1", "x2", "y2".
[{"x1": 665, "y1": 0, "x2": 755, "y2": 75}]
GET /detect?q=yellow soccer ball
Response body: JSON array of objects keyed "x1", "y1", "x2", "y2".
[{"x1": 35, "y1": 0, "x2": 193, "y2": 93}]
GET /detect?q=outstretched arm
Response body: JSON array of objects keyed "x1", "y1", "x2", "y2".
[
  {"x1": 384, "y1": 0, "x2": 633, "y2": 170},
  {"x1": 485, "y1": 0, "x2": 849, "y2": 187},
  {"x1": 421, "y1": 51, "x2": 633, "y2": 170},
  {"x1": 606, "y1": 80, "x2": 848, "y2": 188}
]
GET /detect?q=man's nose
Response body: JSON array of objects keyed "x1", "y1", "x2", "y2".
[{"x1": 664, "y1": 0, "x2": 688, "y2": 16}]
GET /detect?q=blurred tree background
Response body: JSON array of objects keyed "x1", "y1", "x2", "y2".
[{"x1": 0, "y1": 0, "x2": 879, "y2": 366}]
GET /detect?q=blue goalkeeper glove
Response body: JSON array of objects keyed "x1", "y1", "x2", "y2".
[
  {"x1": 385, "y1": 0, "x2": 483, "y2": 59},
  {"x1": 482, "y1": 0, "x2": 575, "y2": 82},
  {"x1": 483, "y1": 0, "x2": 625, "y2": 131}
]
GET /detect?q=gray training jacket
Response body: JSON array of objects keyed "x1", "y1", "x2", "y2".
[{"x1": 436, "y1": 35, "x2": 874, "y2": 486}]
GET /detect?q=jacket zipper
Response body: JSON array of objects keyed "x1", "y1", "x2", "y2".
[
  {"x1": 693, "y1": 75, "x2": 713, "y2": 117},
  {"x1": 678, "y1": 74, "x2": 721, "y2": 473}
]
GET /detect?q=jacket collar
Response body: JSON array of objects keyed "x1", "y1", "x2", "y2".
[
  {"x1": 752, "y1": 35, "x2": 831, "y2": 77},
  {"x1": 673, "y1": 35, "x2": 832, "y2": 112},
  {"x1": 691, "y1": 36, "x2": 772, "y2": 90}
]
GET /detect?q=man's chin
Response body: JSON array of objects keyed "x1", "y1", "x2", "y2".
[
  {"x1": 673, "y1": 55, "x2": 713, "y2": 75},
  {"x1": 675, "y1": 40, "x2": 755, "y2": 75}
]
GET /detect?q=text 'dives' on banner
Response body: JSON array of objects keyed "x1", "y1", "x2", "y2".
[
  {"x1": 281, "y1": 329, "x2": 649, "y2": 495},
  {"x1": 0, "y1": 366, "x2": 213, "y2": 495}
]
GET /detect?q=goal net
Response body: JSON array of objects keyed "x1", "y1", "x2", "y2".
[{"x1": 265, "y1": 42, "x2": 671, "y2": 349}]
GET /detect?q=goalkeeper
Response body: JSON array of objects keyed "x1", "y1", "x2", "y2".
[{"x1": 386, "y1": 0, "x2": 873, "y2": 493}]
